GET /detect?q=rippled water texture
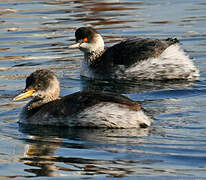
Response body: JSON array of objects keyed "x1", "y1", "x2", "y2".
[{"x1": 0, "y1": 0, "x2": 206, "y2": 179}]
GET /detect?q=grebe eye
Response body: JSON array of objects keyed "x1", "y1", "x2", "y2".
[{"x1": 83, "y1": 37, "x2": 88, "y2": 43}]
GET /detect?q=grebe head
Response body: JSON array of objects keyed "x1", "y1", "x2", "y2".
[
  {"x1": 13, "y1": 69, "x2": 60, "y2": 102},
  {"x1": 69, "y1": 27, "x2": 104, "y2": 54}
]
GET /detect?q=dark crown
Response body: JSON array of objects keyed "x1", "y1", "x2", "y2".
[{"x1": 75, "y1": 27, "x2": 98, "y2": 43}]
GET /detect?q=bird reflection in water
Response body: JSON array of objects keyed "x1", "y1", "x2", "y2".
[
  {"x1": 19, "y1": 126, "x2": 151, "y2": 177},
  {"x1": 80, "y1": 76, "x2": 196, "y2": 94}
]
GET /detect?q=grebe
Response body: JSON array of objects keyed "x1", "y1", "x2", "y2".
[
  {"x1": 69, "y1": 27, "x2": 199, "y2": 81},
  {"x1": 13, "y1": 69, "x2": 152, "y2": 128}
]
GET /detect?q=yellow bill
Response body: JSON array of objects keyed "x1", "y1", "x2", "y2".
[{"x1": 13, "y1": 89, "x2": 35, "y2": 101}]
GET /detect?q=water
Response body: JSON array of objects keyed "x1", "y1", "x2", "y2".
[{"x1": 0, "y1": 0, "x2": 206, "y2": 179}]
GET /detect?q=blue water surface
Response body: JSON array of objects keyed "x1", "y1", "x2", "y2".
[{"x1": 0, "y1": 0, "x2": 206, "y2": 179}]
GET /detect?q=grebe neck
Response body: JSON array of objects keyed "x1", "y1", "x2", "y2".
[{"x1": 84, "y1": 50, "x2": 104, "y2": 65}]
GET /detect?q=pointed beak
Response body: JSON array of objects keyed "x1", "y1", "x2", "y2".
[
  {"x1": 13, "y1": 89, "x2": 35, "y2": 101},
  {"x1": 68, "y1": 43, "x2": 80, "y2": 49}
]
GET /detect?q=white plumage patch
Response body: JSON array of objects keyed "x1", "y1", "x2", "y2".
[
  {"x1": 119, "y1": 44, "x2": 199, "y2": 80},
  {"x1": 20, "y1": 102, "x2": 152, "y2": 128},
  {"x1": 72, "y1": 102, "x2": 152, "y2": 128},
  {"x1": 81, "y1": 44, "x2": 199, "y2": 80}
]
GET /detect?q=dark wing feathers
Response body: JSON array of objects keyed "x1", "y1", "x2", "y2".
[
  {"x1": 37, "y1": 91, "x2": 141, "y2": 117},
  {"x1": 101, "y1": 38, "x2": 179, "y2": 67}
]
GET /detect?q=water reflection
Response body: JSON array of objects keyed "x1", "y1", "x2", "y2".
[
  {"x1": 80, "y1": 77, "x2": 197, "y2": 94},
  {"x1": 0, "y1": 0, "x2": 205, "y2": 179},
  {"x1": 44, "y1": 0, "x2": 148, "y2": 30},
  {"x1": 22, "y1": 137, "x2": 60, "y2": 177},
  {"x1": 71, "y1": 1, "x2": 138, "y2": 26},
  {"x1": 19, "y1": 125, "x2": 151, "y2": 177},
  {"x1": 19, "y1": 125, "x2": 150, "y2": 140}
]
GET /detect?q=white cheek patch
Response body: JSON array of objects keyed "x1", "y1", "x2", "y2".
[{"x1": 80, "y1": 34, "x2": 105, "y2": 53}]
